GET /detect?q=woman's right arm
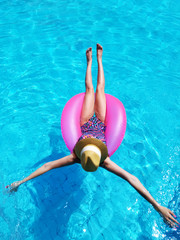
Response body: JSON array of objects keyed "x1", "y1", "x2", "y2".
[{"x1": 6, "y1": 153, "x2": 78, "y2": 192}]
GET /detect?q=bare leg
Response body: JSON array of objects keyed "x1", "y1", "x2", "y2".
[
  {"x1": 95, "y1": 44, "x2": 106, "y2": 123},
  {"x1": 80, "y1": 47, "x2": 95, "y2": 126},
  {"x1": 6, "y1": 153, "x2": 79, "y2": 192}
]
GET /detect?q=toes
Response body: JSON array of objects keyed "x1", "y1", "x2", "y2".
[
  {"x1": 86, "y1": 47, "x2": 92, "y2": 53},
  {"x1": 97, "y1": 43, "x2": 102, "y2": 50}
]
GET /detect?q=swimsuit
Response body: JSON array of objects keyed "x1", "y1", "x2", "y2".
[{"x1": 78, "y1": 116, "x2": 106, "y2": 144}]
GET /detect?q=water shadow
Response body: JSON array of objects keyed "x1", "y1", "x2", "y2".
[{"x1": 29, "y1": 129, "x2": 85, "y2": 240}]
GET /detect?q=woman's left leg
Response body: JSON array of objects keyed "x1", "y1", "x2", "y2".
[{"x1": 95, "y1": 44, "x2": 106, "y2": 123}]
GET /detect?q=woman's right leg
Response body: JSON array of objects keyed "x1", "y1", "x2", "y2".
[{"x1": 80, "y1": 47, "x2": 95, "y2": 126}]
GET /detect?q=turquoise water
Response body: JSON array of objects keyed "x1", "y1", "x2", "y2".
[{"x1": 0, "y1": 0, "x2": 180, "y2": 239}]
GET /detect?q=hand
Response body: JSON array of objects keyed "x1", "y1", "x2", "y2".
[
  {"x1": 6, "y1": 181, "x2": 22, "y2": 192},
  {"x1": 157, "y1": 205, "x2": 179, "y2": 228}
]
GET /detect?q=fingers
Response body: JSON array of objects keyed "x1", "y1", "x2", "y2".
[
  {"x1": 160, "y1": 207, "x2": 180, "y2": 228},
  {"x1": 165, "y1": 215, "x2": 179, "y2": 228},
  {"x1": 164, "y1": 218, "x2": 176, "y2": 228},
  {"x1": 170, "y1": 210, "x2": 177, "y2": 218},
  {"x1": 5, "y1": 184, "x2": 13, "y2": 189},
  {"x1": 169, "y1": 219, "x2": 175, "y2": 228},
  {"x1": 168, "y1": 209, "x2": 180, "y2": 225},
  {"x1": 169, "y1": 215, "x2": 180, "y2": 225},
  {"x1": 5, "y1": 181, "x2": 20, "y2": 193}
]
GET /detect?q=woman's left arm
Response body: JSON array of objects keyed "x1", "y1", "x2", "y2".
[{"x1": 101, "y1": 157, "x2": 179, "y2": 227}]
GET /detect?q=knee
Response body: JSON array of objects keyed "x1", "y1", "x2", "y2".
[
  {"x1": 86, "y1": 85, "x2": 94, "y2": 92},
  {"x1": 96, "y1": 85, "x2": 104, "y2": 93}
]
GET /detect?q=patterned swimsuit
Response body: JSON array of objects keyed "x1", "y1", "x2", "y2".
[{"x1": 78, "y1": 116, "x2": 106, "y2": 144}]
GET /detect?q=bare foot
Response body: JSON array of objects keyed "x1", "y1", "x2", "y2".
[
  {"x1": 97, "y1": 43, "x2": 103, "y2": 61},
  {"x1": 86, "y1": 47, "x2": 92, "y2": 63}
]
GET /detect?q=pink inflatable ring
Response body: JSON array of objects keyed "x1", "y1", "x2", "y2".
[{"x1": 61, "y1": 93, "x2": 126, "y2": 157}]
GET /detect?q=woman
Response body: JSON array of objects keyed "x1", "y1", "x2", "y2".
[{"x1": 7, "y1": 44, "x2": 179, "y2": 228}]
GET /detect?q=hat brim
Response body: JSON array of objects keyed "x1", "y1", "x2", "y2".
[{"x1": 74, "y1": 138, "x2": 108, "y2": 162}]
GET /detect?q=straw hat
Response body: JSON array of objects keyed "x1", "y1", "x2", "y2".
[{"x1": 74, "y1": 138, "x2": 108, "y2": 172}]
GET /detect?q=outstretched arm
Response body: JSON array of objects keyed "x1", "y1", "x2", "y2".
[
  {"x1": 6, "y1": 153, "x2": 79, "y2": 192},
  {"x1": 101, "y1": 157, "x2": 179, "y2": 227}
]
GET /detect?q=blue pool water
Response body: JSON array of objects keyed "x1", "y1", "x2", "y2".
[{"x1": 0, "y1": 0, "x2": 180, "y2": 239}]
